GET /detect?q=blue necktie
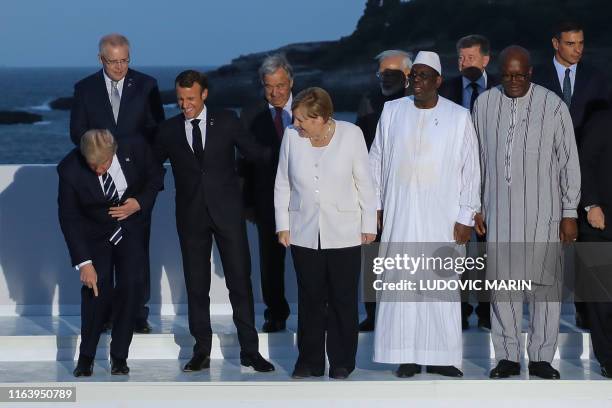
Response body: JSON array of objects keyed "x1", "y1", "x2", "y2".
[
  {"x1": 102, "y1": 172, "x2": 123, "y2": 246},
  {"x1": 562, "y1": 68, "x2": 572, "y2": 107}
]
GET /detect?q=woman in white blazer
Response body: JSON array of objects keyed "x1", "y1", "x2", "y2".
[{"x1": 274, "y1": 87, "x2": 377, "y2": 379}]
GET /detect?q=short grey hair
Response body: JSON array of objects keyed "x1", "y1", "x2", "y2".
[
  {"x1": 98, "y1": 33, "x2": 130, "y2": 56},
  {"x1": 80, "y1": 129, "x2": 117, "y2": 165},
  {"x1": 258, "y1": 54, "x2": 294, "y2": 83},
  {"x1": 375, "y1": 50, "x2": 413, "y2": 70}
]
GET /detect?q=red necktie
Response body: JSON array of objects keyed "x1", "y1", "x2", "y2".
[{"x1": 274, "y1": 107, "x2": 284, "y2": 140}]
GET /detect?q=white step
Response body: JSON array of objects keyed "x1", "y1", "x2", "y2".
[{"x1": 0, "y1": 314, "x2": 595, "y2": 362}]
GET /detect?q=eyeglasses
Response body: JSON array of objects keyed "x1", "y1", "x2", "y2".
[
  {"x1": 103, "y1": 57, "x2": 130, "y2": 67},
  {"x1": 501, "y1": 73, "x2": 530, "y2": 82},
  {"x1": 408, "y1": 71, "x2": 437, "y2": 81}
]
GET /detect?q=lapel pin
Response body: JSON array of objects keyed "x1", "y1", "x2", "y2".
[
  {"x1": 434, "y1": 118, "x2": 439, "y2": 126},
  {"x1": 210, "y1": 119, "x2": 214, "y2": 127},
  {"x1": 125, "y1": 157, "x2": 131, "y2": 162}
]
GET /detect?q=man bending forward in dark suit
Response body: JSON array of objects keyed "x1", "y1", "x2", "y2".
[
  {"x1": 58, "y1": 129, "x2": 164, "y2": 377},
  {"x1": 154, "y1": 70, "x2": 274, "y2": 373}
]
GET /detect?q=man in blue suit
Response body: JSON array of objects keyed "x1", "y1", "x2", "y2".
[
  {"x1": 70, "y1": 34, "x2": 165, "y2": 333},
  {"x1": 58, "y1": 129, "x2": 164, "y2": 377}
]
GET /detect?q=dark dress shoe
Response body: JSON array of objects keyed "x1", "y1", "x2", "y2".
[
  {"x1": 73, "y1": 356, "x2": 94, "y2": 378},
  {"x1": 359, "y1": 318, "x2": 375, "y2": 332},
  {"x1": 291, "y1": 366, "x2": 312, "y2": 379},
  {"x1": 395, "y1": 363, "x2": 421, "y2": 378},
  {"x1": 601, "y1": 365, "x2": 612, "y2": 378},
  {"x1": 528, "y1": 361, "x2": 560, "y2": 379},
  {"x1": 240, "y1": 352, "x2": 275, "y2": 372},
  {"x1": 329, "y1": 367, "x2": 350, "y2": 379},
  {"x1": 478, "y1": 316, "x2": 491, "y2": 330},
  {"x1": 426, "y1": 365, "x2": 463, "y2": 377},
  {"x1": 134, "y1": 321, "x2": 152, "y2": 334},
  {"x1": 103, "y1": 321, "x2": 112, "y2": 332},
  {"x1": 575, "y1": 313, "x2": 590, "y2": 330},
  {"x1": 490, "y1": 359, "x2": 520, "y2": 378},
  {"x1": 110, "y1": 357, "x2": 130, "y2": 375},
  {"x1": 183, "y1": 354, "x2": 210, "y2": 372},
  {"x1": 262, "y1": 319, "x2": 286, "y2": 333}
]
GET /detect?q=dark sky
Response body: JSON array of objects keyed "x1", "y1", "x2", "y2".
[{"x1": 0, "y1": 0, "x2": 365, "y2": 67}]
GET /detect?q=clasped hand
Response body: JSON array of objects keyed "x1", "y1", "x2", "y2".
[{"x1": 108, "y1": 198, "x2": 141, "y2": 221}]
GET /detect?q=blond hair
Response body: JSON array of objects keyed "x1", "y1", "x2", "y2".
[
  {"x1": 291, "y1": 87, "x2": 334, "y2": 121},
  {"x1": 80, "y1": 129, "x2": 117, "y2": 165}
]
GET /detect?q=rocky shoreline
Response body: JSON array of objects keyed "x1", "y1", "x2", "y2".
[{"x1": 0, "y1": 111, "x2": 43, "y2": 125}]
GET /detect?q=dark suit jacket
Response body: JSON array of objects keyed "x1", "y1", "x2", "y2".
[
  {"x1": 69, "y1": 68, "x2": 165, "y2": 145},
  {"x1": 154, "y1": 110, "x2": 270, "y2": 234},
  {"x1": 579, "y1": 109, "x2": 612, "y2": 240},
  {"x1": 239, "y1": 99, "x2": 284, "y2": 210},
  {"x1": 533, "y1": 61, "x2": 610, "y2": 143},
  {"x1": 439, "y1": 72, "x2": 499, "y2": 106},
  {"x1": 58, "y1": 141, "x2": 164, "y2": 266}
]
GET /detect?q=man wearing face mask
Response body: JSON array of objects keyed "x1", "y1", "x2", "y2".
[
  {"x1": 440, "y1": 35, "x2": 497, "y2": 331},
  {"x1": 440, "y1": 35, "x2": 498, "y2": 113},
  {"x1": 355, "y1": 50, "x2": 412, "y2": 332},
  {"x1": 356, "y1": 50, "x2": 412, "y2": 151}
]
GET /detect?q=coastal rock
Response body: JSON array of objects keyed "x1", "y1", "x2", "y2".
[
  {"x1": 0, "y1": 111, "x2": 43, "y2": 125},
  {"x1": 49, "y1": 97, "x2": 73, "y2": 111}
]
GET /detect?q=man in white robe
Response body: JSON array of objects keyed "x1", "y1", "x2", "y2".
[{"x1": 370, "y1": 51, "x2": 481, "y2": 378}]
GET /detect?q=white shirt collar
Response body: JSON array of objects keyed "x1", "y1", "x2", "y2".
[
  {"x1": 184, "y1": 105, "x2": 207, "y2": 125},
  {"x1": 553, "y1": 56, "x2": 577, "y2": 74},
  {"x1": 103, "y1": 70, "x2": 125, "y2": 88}
]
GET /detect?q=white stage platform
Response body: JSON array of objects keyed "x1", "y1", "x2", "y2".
[
  {"x1": 1, "y1": 166, "x2": 611, "y2": 406},
  {"x1": 0, "y1": 314, "x2": 611, "y2": 407}
]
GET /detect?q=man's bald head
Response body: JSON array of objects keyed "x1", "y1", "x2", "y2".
[
  {"x1": 499, "y1": 45, "x2": 533, "y2": 98},
  {"x1": 498, "y1": 45, "x2": 531, "y2": 68}
]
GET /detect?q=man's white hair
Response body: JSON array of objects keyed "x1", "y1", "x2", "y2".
[{"x1": 375, "y1": 50, "x2": 413, "y2": 70}]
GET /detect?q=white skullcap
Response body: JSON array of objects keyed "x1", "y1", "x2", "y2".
[{"x1": 413, "y1": 51, "x2": 442, "y2": 75}]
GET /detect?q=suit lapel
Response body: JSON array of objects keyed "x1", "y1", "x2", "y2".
[
  {"x1": 571, "y1": 62, "x2": 587, "y2": 109},
  {"x1": 548, "y1": 62, "x2": 563, "y2": 96},
  {"x1": 262, "y1": 101, "x2": 284, "y2": 146},
  {"x1": 116, "y1": 70, "x2": 136, "y2": 127},
  {"x1": 117, "y1": 144, "x2": 135, "y2": 195},
  {"x1": 202, "y1": 111, "x2": 215, "y2": 165},
  {"x1": 95, "y1": 70, "x2": 118, "y2": 130},
  {"x1": 81, "y1": 155, "x2": 106, "y2": 202},
  {"x1": 175, "y1": 115, "x2": 200, "y2": 170}
]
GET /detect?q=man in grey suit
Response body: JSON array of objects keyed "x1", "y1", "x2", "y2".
[{"x1": 473, "y1": 46, "x2": 580, "y2": 380}]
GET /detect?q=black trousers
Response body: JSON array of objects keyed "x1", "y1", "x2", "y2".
[
  {"x1": 79, "y1": 228, "x2": 144, "y2": 360},
  {"x1": 291, "y1": 244, "x2": 361, "y2": 373},
  {"x1": 135, "y1": 215, "x2": 152, "y2": 324},
  {"x1": 255, "y1": 200, "x2": 289, "y2": 322},
  {"x1": 579, "y1": 232, "x2": 612, "y2": 365},
  {"x1": 178, "y1": 206, "x2": 259, "y2": 357}
]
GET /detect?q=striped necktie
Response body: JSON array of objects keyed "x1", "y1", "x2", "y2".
[{"x1": 102, "y1": 172, "x2": 123, "y2": 246}]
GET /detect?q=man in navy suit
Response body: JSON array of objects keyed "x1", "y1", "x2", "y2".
[
  {"x1": 239, "y1": 54, "x2": 294, "y2": 333},
  {"x1": 439, "y1": 34, "x2": 497, "y2": 331},
  {"x1": 533, "y1": 22, "x2": 611, "y2": 329},
  {"x1": 58, "y1": 129, "x2": 164, "y2": 377},
  {"x1": 69, "y1": 34, "x2": 165, "y2": 333},
  {"x1": 155, "y1": 70, "x2": 274, "y2": 373},
  {"x1": 533, "y1": 21, "x2": 610, "y2": 145}
]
